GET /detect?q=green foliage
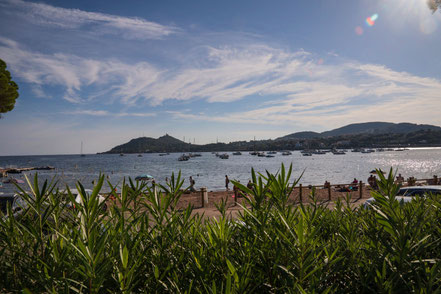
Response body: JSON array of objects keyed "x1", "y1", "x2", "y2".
[
  {"x1": 1, "y1": 165, "x2": 441, "y2": 292},
  {"x1": 0, "y1": 59, "x2": 19, "y2": 116}
]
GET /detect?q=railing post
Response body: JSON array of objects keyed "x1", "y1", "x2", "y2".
[
  {"x1": 359, "y1": 181, "x2": 363, "y2": 199},
  {"x1": 328, "y1": 183, "x2": 332, "y2": 201},
  {"x1": 201, "y1": 187, "x2": 208, "y2": 207},
  {"x1": 299, "y1": 184, "x2": 303, "y2": 203}
]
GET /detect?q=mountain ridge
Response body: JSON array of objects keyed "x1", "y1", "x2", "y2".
[
  {"x1": 103, "y1": 122, "x2": 441, "y2": 153},
  {"x1": 277, "y1": 122, "x2": 441, "y2": 140}
]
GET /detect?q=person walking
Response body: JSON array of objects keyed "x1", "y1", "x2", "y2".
[
  {"x1": 189, "y1": 176, "x2": 196, "y2": 192},
  {"x1": 225, "y1": 175, "x2": 230, "y2": 190}
]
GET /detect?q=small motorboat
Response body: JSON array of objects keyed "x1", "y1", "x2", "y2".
[
  {"x1": 232, "y1": 151, "x2": 242, "y2": 155},
  {"x1": 219, "y1": 153, "x2": 229, "y2": 159},
  {"x1": 281, "y1": 151, "x2": 292, "y2": 156},
  {"x1": 178, "y1": 154, "x2": 190, "y2": 161},
  {"x1": 135, "y1": 174, "x2": 154, "y2": 182}
]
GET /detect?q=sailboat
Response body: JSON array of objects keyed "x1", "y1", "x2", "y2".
[{"x1": 80, "y1": 141, "x2": 86, "y2": 157}]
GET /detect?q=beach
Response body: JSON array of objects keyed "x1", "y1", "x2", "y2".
[{"x1": 173, "y1": 185, "x2": 373, "y2": 219}]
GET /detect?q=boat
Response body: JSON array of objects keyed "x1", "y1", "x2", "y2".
[
  {"x1": 135, "y1": 174, "x2": 154, "y2": 182},
  {"x1": 267, "y1": 151, "x2": 277, "y2": 155},
  {"x1": 281, "y1": 151, "x2": 292, "y2": 156},
  {"x1": 159, "y1": 153, "x2": 170, "y2": 156},
  {"x1": 80, "y1": 141, "x2": 86, "y2": 157},
  {"x1": 120, "y1": 153, "x2": 124, "y2": 156},
  {"x1": 219, "y1": 153, "x2": 229, "y2": 159},
  {"x1": 249, "y1": 151, "x2": 258, "y2": 156},
  {"x1": 3, "y1": 178, "x2": 24, "y2": 184},
  {"x1": 332, "y1": 149, "x2": 346, "y2": 155},
  {"x1": 257, "y1": 152, "x2": 265, "y2": 157},
  {"x1": 302, "y1": 153, "x2": 312, "y2": 156},
  {"x1": 266, "y1": 155, "x2": 275, "y2": 158},
  {"x1": 178, "y1": 154, "x2": 190, "y2": 161},
  {"x1": 138, "y1": 154, "x2": 143, "y2": 157},
  {"x1": 232, "y1": 151, "x2": 242, "y2": 155}
]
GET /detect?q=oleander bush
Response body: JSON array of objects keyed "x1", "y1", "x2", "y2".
[{"x1": 1, "y1": 165, "x2": 441, "y2": 293}]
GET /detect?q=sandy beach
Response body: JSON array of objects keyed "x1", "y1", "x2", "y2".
[{"x1": 173, "y1": 185, "x2": 373, "y2": 219}]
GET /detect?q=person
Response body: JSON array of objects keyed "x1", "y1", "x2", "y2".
[
  {"x1": 350, "y1": 178, "x2": 358, "y2": 191},
  {"x1": 368, "y1": 175, "x2": 378, "y2": 190},
  {"x1": 396, "y1": 173, "x2": 404, "y2": 184},
  {"x1": 324, "y1": 181, "x2": 330, "y2": 189},
  {"x1": 233, "y1": 182, "x2": 239, "y2": 205},
  {"x1": 225, "y1": 175, "x2": 230, "y2": 190},
  {"x1": 189, "y1": 176, "x2": 196, "y2": 192},
  {"x1": 165, "y1": 177, "x2": 169, "y2": 184},
  {"x1": 247, "y1": 180, "x2": 253, "y2": 190}
]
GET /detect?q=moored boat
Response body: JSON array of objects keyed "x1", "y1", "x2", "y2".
[{"x1": 178, "y1": 154, "x2": 190, "y2": 161}]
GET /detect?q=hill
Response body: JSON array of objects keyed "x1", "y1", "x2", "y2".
[
  {"x1": 278, "y1": 122, "x2": 441, "y2": 140},
  {"x1": 277, "y1": 131, "x2": 320, "y2": 140},
  {"x1": 106, "y1": 134, "x2": 189, "y2": 153}
]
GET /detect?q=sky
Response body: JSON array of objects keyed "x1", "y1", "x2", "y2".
[{"x1": 0, "y1": 0, "x2": 441, "y2": 155}]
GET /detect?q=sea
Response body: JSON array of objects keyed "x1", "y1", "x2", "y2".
[{"x1": 1, "y1": 148, "x2": 441, "y2": 194}]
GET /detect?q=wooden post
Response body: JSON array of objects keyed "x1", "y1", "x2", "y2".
[
  {"x1": 299, "y1": 184, "x2": 303, "y2": 203},
  {"x1": 328, "y1": 183, "x2": 331, "y2": 201},
  {"x1": 359, "y1": 181, "x2": 363, "y2": 199},
  {"x1": 201, "y1": 187, "x2": 208, "y2": 207}
]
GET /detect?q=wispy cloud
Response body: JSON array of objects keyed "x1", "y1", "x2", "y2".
[
  {"x1": 2, "y1": 36, "x2": 441, "y2": 129},
  {"x1": 1, "y1": 0, "x2": 180, "y2": 40},
  {"x1": 70, "y1": 110, "x2": 156, "y2": 117}
]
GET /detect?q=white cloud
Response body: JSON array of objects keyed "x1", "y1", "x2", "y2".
[
  {"x1": 1, "y1": 0, "x2": 180, "y2": 40},
  {"x1": 70, "y1": 110, "x2": 156, "y2": 117},
  {"x1": 2, "y1": 36, "x2": 441, "y2": 129}
]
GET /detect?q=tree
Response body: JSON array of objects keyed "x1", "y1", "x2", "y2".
[
  {"x1": 428, "y1": 0, "x2": 441, "y2": 13},
  {"x1": 0, "y1": 58, "x2": 19, "y2": 117}
]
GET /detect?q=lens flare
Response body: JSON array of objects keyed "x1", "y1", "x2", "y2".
[{"x1": 366, "y1": 13, "x2": 379, "y2": 26}]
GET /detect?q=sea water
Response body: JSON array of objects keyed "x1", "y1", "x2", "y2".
[{"x1": 1, "y1": 148, "x2": 441, "y2": 193}]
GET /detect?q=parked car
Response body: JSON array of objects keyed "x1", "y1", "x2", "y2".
[{"x1": 364, "y1": 185, "x2": 441, "y2": 207}]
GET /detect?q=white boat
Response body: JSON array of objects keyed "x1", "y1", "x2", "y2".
[
  {"x1": 232, "y1": 151, "x2": 242, "y2": 155},
  {"x1": 281, "y1": 151, "x2": 292, "y2": 155},
  {"x1": 332, "y1": 149, "x2": 346, "y2": 155}
]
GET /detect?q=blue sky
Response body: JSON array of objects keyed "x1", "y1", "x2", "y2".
[{"x1": 1, "y1": 0, "x2": 441, "y2": 155}]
